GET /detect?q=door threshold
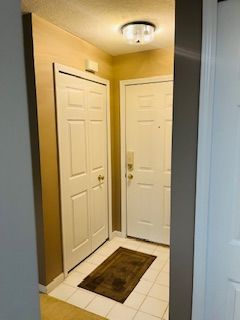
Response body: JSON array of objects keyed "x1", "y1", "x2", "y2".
[{"x1": 126, "y1": 236, "x2": 170, "y2": 248}]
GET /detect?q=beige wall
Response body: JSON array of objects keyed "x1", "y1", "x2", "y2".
[
  {"x1": 112, "y1": 49, "x2": 174, "y2": 230},
  {"x1": 113, "y1": 48, "x2": 174, "y2": 80},
  {"x1": 30, "y1": 14, "x2": 113, "y2": 285},
  {"x1": 28, "y1": 13, "x2": 174, "y2": 285}
]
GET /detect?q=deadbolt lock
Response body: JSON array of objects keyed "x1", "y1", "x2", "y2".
[{"x1": 98, "y1": 174, "x2": 105, "y2": 181}]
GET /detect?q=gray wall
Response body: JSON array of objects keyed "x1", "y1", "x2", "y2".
[
  {"x1": 0, "y1": 1, "x2": 40, "y2": 320},
  {"x1": 170, "y1": 0, "x2": 202, "y2": 319}
]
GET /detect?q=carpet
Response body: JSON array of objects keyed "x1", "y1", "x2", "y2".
[
  {"x1": 40, "y1": 294, "x2": 106, "y2": 320},
  {"x1": 78, "y1": 246, "x2": 156, "y2": 303}
]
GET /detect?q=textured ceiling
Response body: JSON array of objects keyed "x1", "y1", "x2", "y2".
[{"x1": 21, "y1": 0, "x2": 175, "y2": 56}]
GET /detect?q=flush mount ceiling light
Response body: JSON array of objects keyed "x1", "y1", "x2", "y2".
[{"x1": 121, "y1": 21, "x2": 156, "y2": 45}]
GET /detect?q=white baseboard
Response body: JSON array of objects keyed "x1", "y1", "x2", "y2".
[
  {"x1": 39, "y1": 273, "x2": 64, "y2": 294},
  {"x1": 110, "y1": 230, "x2": 123, "y2": 239}
]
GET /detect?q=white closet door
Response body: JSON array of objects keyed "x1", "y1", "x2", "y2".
[
  {"x1": 126, "y1": 81, "x2": 173, "y2": 244},
  {"x1": 55, "y1": 71, "x2": 108, "y2": 272}
]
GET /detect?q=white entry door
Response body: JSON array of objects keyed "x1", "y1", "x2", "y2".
[
  {"x1": 204, "y1": 1, "x2": 240, "y2": 319},
  {"x1": 55, "y1": 67, "x2": 109, "y2": 272},
  {"x1": 125, "y1": 81, "x2": 173, "y2": 244}
]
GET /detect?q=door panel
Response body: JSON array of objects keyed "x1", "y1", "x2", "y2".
[
  {"x1": 205, "y1": 1, "x2": 240, "y2": 319},
  {"x1": 126, "y1": 81, "x2": 173, "y2": 244},
  {"x1": 68, "y1": 120, "x2": 87, "y2": 176},
  {"x1": 88, "y1": 81, "x2": 108, "y2": 251},
  {"x1": 55, "y1": 71, "x2": 108, "y2": 272},
  {"x1": 137, "y1": 121, "x2": 155, "y2": 168},
  {"x1": 68, "y1": 88, "x2": 85, "y2": 108},
  {"x1": 71, "y1": 191, "x2": 89, "y2": 249},
  {"x1": 91, "y1": 183, "x2": 107, "y2": 250},
  {"x1": 89, "y1": 121, "x2": 104, "y2": 171}
]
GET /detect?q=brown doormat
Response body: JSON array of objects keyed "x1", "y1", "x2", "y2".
[
  {"x1": 40, "y1": 294, "x2": 106, "y2": 320},
  {"x1": 78, "y1": 247, "x2": 156, "y2": 303}
]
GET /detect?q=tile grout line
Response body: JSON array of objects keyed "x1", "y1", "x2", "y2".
[
  {"x1": 65, "y1": 287, "x2": 78, "y2": 302},
  {"x1": 105, "y1": 299, "x2": 119, "y2": 318},
  {"x1": 161, "y1": 303, "x2": 169, "y2": 320},
  {"x1": 83, "y1": 294, "x2": 99, "y2": 311}
]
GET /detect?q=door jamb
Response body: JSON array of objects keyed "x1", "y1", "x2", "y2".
[
  {"x1": 192, "y1": 0, "x2": 218, "y2": 319},
  {"x1": 120, "y1": 75, "x2": 173, "y2": 238},
  {"x1": 54, "y1": 63, "x2": 112, "y2": 276}
]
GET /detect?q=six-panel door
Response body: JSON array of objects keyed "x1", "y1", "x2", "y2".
[
  {"x1": 55, "y1": 72, "x2": 108, "y2": 272},
  {"x1": 126, "y1": 81, "x2": 173, "y2": 244}
]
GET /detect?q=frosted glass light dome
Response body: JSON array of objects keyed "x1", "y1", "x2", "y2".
[{"x1": 121, "y1": 21, "x2": 156, "y2": 45}]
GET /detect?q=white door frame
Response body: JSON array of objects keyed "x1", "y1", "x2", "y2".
[
  {"x1": 120, "y1": 75, "x2": 173, "y2": 239},
  {"x1": 54, "y1": 63, "x2": 112, "y2": 276},
  {"x1": 192, "y1": 0, "x2": 218, "y2": 319}
]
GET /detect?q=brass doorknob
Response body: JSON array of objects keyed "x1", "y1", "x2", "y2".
[
  {"x1": 128, "y1": 173, "x2": 134, "y2": 180},
  {"x1": 98, "y1": 174, "x2": 105, "y2": 181}
]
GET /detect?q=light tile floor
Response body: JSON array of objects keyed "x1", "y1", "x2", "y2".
[{"x1": 49, "y1": 236, "x2": 170, "y2": 320}]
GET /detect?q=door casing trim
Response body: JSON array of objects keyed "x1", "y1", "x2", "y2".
[
  {"x1": 54, "y1": 63, "x2": 112, "y2": 277},
  {"x1": 120, "y1": 75, "x2": 173, "y2": 239}
]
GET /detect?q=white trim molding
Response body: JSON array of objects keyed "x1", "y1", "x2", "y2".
[
  {"x1": 39, "y1": 273, "x2": 64, "y2": 294},
  {"x1": 120, "y1": 75, "x2": 173, "y2": 238},
  {"x1": 192, "y1": 0, "x2": 218, "y2": 319},
  {"x1": 111, "y1": 231, "x2": 123, "y2": 239},
  {"x1": 54, "y1": 63, "x2": 112, "y2": 277}
]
